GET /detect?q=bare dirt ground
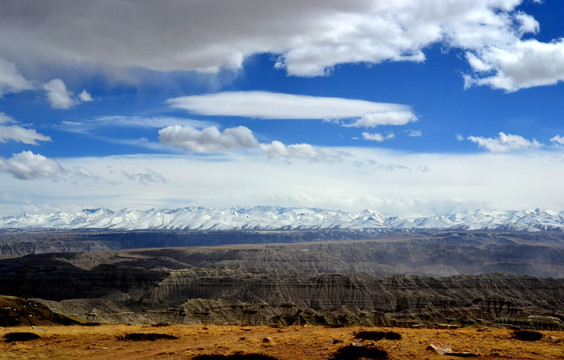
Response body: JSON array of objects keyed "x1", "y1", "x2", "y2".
[{"x1": 0, "y1": 325, "x2": 562, "y2": 359}]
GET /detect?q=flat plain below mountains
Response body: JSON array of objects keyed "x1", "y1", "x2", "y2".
[{"x1": 0, "y1": 230, "x2": 562, "y2": 329}]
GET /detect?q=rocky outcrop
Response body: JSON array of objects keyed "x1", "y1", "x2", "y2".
[{"x1": 0, "y1": 295, "x2": 81, "y2": 327}]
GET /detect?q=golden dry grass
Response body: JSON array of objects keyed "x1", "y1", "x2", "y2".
[{"x1": 0, "y1": 324, "x2": 562, "y2": 360}]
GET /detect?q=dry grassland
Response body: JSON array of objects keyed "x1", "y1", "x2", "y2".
[{"x1": 0, "y1": 324, "x2": 562, "y2": 360}]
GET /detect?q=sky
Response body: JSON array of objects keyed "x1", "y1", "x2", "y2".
[{"x1": 1, "y1": 0, "x2": 564, "y2": 217}]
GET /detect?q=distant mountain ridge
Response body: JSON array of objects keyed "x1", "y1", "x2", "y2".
[{"x1": 1, "y1": 206, "x2": 563, "y2": 231}]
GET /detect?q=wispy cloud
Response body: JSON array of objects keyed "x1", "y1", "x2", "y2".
[
  {"x1": 467, "y1": 132, "x2": 542, "y2": 153},
  {"x1": 59, "y1": 116, "x2": 213, "y2": 134},
  {"x1": 168, "y1": 91, "x2": 417, "y2": 127},
  {"x1": 550, "y1": 135, "x2": 564, "y2": 146},
  {"x1": 260, "y1": 141, "x2": 347, "y2": 162},
  {"x1": 3, "y1": 149, "x2": 563, "y2": 216},
  {"x1": 120, "y1": 169, "x2": 168, "y2": 184},
  {"x1": 0, "y1": 112, "x2": 15, "y2": 124},
  {"x1": 405, "y1": 129, "x2": 422, "y2": 137},
  {"x1": 0, "y1": 112, "x2": 52, "y2": 145},
  {"x1": 0, "y1": 58, "x2": 33, "y2": 96},
  {"x1": 362, "y1": 132, "x2": 395, "y2": 142}
]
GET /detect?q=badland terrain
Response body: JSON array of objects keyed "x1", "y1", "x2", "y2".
[{"x1": 0, "y1": 229, "x2": 561, "y2": 330}]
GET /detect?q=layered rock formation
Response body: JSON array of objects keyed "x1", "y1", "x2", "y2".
[{"x1": 0, "y1": 241, "x2": 561, "y2": 328}]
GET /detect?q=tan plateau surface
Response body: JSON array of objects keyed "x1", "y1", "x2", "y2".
[{"x1": 0, "y1": 325, "x2": 562, "y2": 360}]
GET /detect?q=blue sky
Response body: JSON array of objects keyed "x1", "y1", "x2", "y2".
[{"x1": 1, "y1": 0, "x2": 564, "y2": 216}]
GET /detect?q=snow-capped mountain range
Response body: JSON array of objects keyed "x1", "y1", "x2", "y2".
[{"x1": 1, "y1": 207, "x2": 563, "y2": 231}]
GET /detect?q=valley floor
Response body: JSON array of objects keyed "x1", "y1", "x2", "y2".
[{"x1": 0, "y1": 324, "x2": 562, "y2": 360}]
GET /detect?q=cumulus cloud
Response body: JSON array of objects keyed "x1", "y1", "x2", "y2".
[
  {"x1": 42, "y1": 79, "x2": 75, "y2": 109},
  {"x1": 159, "y1": 125, "x2": 259, "y2": 153},
  {"x1": 156, "y1": 119, "x2": 349, "y2": 162},
  {"x1": 0, "y1": 151, "x2": 63, "y2": 180},
  {"x1": 168, "y1": 91, "x2": 417, "y2": 127},
  {"x1": 159, "y1": 122, "x2": 348, "y2": 161},
  {"x1": 42, "y1": 79, "x2": 93, "y2": 109},
  {"x1": 465, "y1": 39, "x2": 564, "y2": 92},
  {"x1": 467, "y1": 132, "x2": 542, "y2": 153},
  {"x1": 78, "y1": 89, "x2": 93, "y2": 102},
  {"x1": 1, "y1": 1, "x2": 557, "y2": 90},
  {"x1": 0, "y1": 112, "x2": 52, "y2": 145},
  {"x1": 362, "y1": 132, "x2": 395, "y2": 142},
  {"x1": 259, "y1": 140, "x2": 346, "y2": 161},
  {"x1": 0, "y1": 58, "x2": 33, "y2": 96},
  {"x1": 551, "y1": 135, "x2": 564, "y2": 145}
]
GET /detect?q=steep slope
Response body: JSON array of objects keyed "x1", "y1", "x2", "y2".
[{"x1": 0, "y1": 295, "x2": 82, "y2": 327}]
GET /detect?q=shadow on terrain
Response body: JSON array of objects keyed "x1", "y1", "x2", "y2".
[
  {"x1": 193, "y1": 354, "x2": 279, "y2": 360},
  {"x1": 117, "y1": 333, "x2": 178, "y2": 341},
  {"x1": 331, "y1": 344, "x2": 388, "y2": 360},
  {"x1": 4, "y1": 332, "x2": 40, "y2": 342}
]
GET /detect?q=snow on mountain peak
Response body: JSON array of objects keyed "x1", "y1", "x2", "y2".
[{"x1": 0, "y1": 207, "x2": 562, "y2": 231}]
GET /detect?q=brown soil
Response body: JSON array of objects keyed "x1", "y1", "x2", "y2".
[{"x1": 0, "y1": 325, "x2": 562, "y2": 360}]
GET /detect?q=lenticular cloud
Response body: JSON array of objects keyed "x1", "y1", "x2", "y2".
[{"x1": 168, "y1": 91, "x2": 417, "y2": 126}]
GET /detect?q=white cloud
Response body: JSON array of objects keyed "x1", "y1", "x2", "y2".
[
  {"x1": 0, "y1": 59, "x2": 93, "y2": 108},
  {"x1": 158, "y1": 123, "x2": 348, "y2": 161},
  {"x1": 159, "y1": 125, "x2": 259, "y2": 153},
  {"x1": 467, "y1": 132, "x2": 542, "y2": 153},
  {"x1": 0, "y1": 112, "x2": 52, "y2": 145},
  {"x1": 515, "y1": 11, "x2": 540, "y2": 36},
  {"x1": 259, "y1": 140, "x2": 346, "y2": 161},
  {"x1": 78, "y1": 89, "x2": 93, "y2": 102},
  {"x1": 43, "y1": 78, "x2": 75, "y2": 109},
  {"x1": 465, "y1": 39, "x2": 564, "y2": 92},
  {"x1": 1, "y1": 1, "x2": 556, "y2": 90},
  {"x1": 345, "y1": 112, "x2": 417, "y2": 128},
  {"x1": 354, "y1": 159, "x2": 412, "y2": 173},
  {"x1": 2, "y1": 149, "x2": 564, "y2": 216},
  {"x1": 551, "y1": 135, "x2": 564, "y2": 145},
  {"x1": 42, "y1": 79, "x2": 94, "y2": 109},
  {"x1": 405, "y1": 129, "x2": 422, "y2": 137},
  {"x1": 0, "y1": 125, "x2": 52, "y2": 145},
  {"x1": 0, "y1": 151, "x2": 63, "y2": 180},
  {"x1": 59, "y1": 116, "x2": 213, "y2": 135},
  {"x1": 362, "y1": 132, "x2": 395, "y2": 142},
  {"x1": 0, "y1": 112, "x2": 16, "y2": 124},
  {"x1": 168, "y1": 91, "x2": 417, "y2": 127},
  {"x1": 120, "y1": 169, "x2": 167, "y2": 184},
  {"x1": 456, "y1": 134, "x2": 465, "y2": 142},
  {"x1": 0, "y1": 58, "x2": 33, "y2": 96}
]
